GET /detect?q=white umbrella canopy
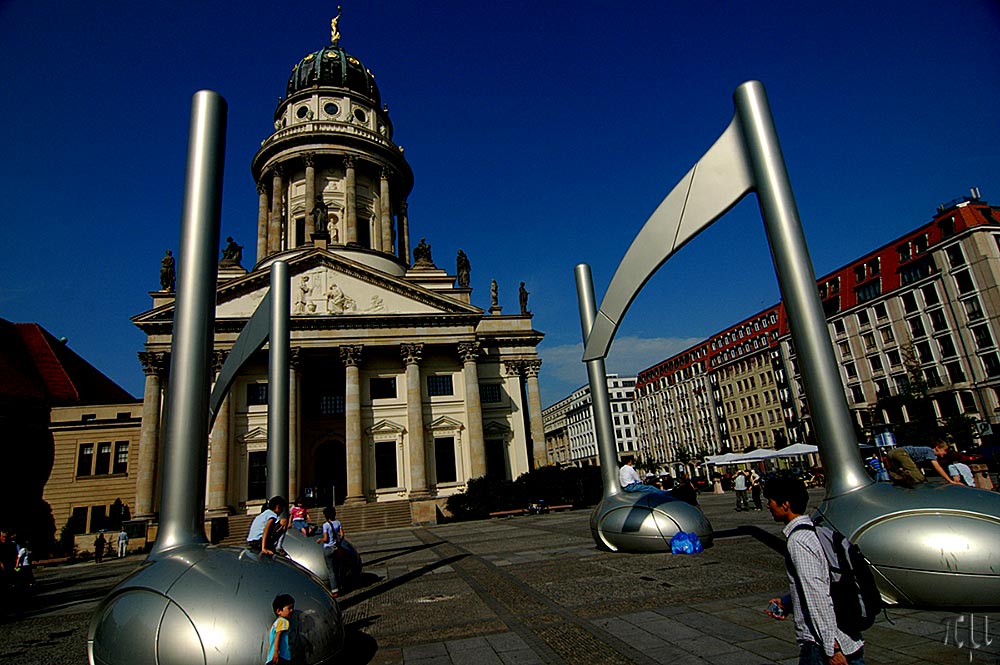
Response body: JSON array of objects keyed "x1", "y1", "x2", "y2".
[{"x1": 774, "y1": 443, "x2": 819, "y2": 457}]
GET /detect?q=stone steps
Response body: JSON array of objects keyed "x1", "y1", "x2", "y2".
[{"x1": 211, "y1": 501, "x2": 414, "y2": 547}]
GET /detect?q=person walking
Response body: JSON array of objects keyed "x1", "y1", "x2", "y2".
[
  {"x1": 116, "y1": 527, "x2": 129, "y2": 558},
  {"x1": 94, "y1": 532, "x2": 107, "y2": 564},
  {"x1": 764, "y1": 476, "x2": 865, "y2": 665},
  {"x1": 733, "y1": 470, "x2": 749, "y2": 511}
]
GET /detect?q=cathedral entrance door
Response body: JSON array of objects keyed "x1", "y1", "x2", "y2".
[{"x1": 312, "y1": 438, "x2": 347, "y2": 507}]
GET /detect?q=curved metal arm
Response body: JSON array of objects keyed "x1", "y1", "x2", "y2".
[
  {"x1": 583, "y1": 117, "x2": 753, "y2": 361},
  {"x1": 578, "y1": 80, "x2": 869, "y2": 497},
  {"x1": 208, "y1": 290, "x2": 271, "y2": 428}
]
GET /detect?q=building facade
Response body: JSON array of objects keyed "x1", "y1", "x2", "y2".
[
  {"x1": 542, "y1": 375, "x2": 637, "y2": 467},
  {"x1": 779, "y1": 193, "x2": 1000, "y2": 444},
  {"x1": 131, "y1": 21, "x2": 544, "y2": 522}
]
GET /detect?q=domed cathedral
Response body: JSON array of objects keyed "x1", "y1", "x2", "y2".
[{"x1": 131, "y1": 15, "x2": 546, "y2": 526}]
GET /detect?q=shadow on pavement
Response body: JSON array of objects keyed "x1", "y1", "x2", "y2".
[
  {"x1": 340, "y1": 552, "x2": 467, "y2": 610},
  {"x1": 714, "y1": 524, "x2": 786, "y2": 554}
]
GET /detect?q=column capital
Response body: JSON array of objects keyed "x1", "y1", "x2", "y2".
[
  {"x1": 303, "y1": 152, "x2": 316, "y2": 168},
  {"x1": 340, "y1": 344, "x2": 363, "y2": 367},
  {"x1": 343, "y1": 155, "x2": 355, "y2": 170},
  {"x1": 138, "y1": 351, "x2": 168, "y2": 376},
  {"x1": 271, "y1": 164, "x2": 284, "y2": 179},
  {"x1": 380, "y1": 166, "x2": 390, "y2": 180},
  {"x1": 211, "y1": 349, "x2": 229, "y2": 374},
  {"x1": 256, "y1": 181, "x2": 267, "y2": 195},
  {"x1": 503, "y1": 359, "x2": 524, "y2": 378},
  {"x1": 457, "y1": 341, "x2": 481, "y2": 363},
  {"x1": 401, "y1": 342, "x2": 424, "y2": 365},
  {"x1": 399, "y1": 200, "x2": 408, "y2": 214},
  {"x1": 290, "y1": 347, "x2": 303, "y2": 370},
  {"x1": 522, "y1": 359, "x2": 542, "y2": 378}
]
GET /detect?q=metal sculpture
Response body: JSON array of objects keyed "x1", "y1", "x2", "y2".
[
  {"x1": 88, "y1": 91, "x2": 343, "y2": 665},
  {"x1": 576, "y1": 264, "x2": 714, "y2": 552},
  {"x1": 579, "y1": 80, "x2": 1000, "y2": 609}
]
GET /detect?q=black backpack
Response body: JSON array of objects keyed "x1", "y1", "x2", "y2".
[{"x1": 787, "y1": 522, "x2": 882, "y2": 638}]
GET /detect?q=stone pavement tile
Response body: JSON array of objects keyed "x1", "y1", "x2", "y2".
[
  {"x1": 497, "y1": 647, "x2": 544, "y2": 664},
  {"x1": 406, "y1": 657, "x2": 451, "y2": 665},
  {"x1": 896, "y1": 638, "x2": 976, "y2": 664},
  {"x1": 862, "y1": 643, "x2": 938, "y2": 664},
  {"x1": 883, "y1": 614, "x2": 950, "y2": 640},
  {"x1": 667, "y1": 633, "x2": 743, "y2": 658},
  {"x1": 863, "y1": 624, "x2": 934, "y2": 649},
  {"x1": 699, "y1": 646, "x2": 777, "y2": 664},
  {"x1": 403, "y1": 642, "x2": 448, "y2": 659},
  {"x1": 631, "y1": 637, "x2": 706, "y2": 665},
  {"x1": 732, "y1": 636, "x2": 799, "y2": 662},
  {"x1": 622, "y1": 615, "x2": 703, "y2": 641},
  {"x1": 652, "y1": 606, "x2": 687, "y2": 617},
  {"x1": 672, "y1": 610, "x2": 768, "y2": 642},
  {"x1": 448, "y1": 646, "x2": 503, "y2": 664},
  {"x1": 445, "y1": 636, "x2": 491, "y2": 652},
  {"x1": 710, "y1": 605, "x2": 780, "y2": 629},
  {"x1": 621, "y1": 610, "x2": 670, "y2": 625},
  {"x1": 484, "y1": 632, "x2": 530, "y2": 653},
  {"x1": 591, "y1": 616, "x2": 651, "y2": 641}
]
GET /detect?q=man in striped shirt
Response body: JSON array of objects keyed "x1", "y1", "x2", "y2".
[{"x1": 764, "y1": 477, "x2": 865, "y2": 665}]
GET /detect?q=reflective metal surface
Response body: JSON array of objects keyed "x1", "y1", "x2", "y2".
[
  {"x1": 88, "y1": 545, "x2": 343, "y2": 665},
  {"x1": 590, "y1": 492, "x2": 714, "y2": 553},
  {"x1": 816, "y1": 482, "x2": 1000, "y2": 609},
  {"x1": 281, "y1": 531, "x2": 363, "y2": 590}
]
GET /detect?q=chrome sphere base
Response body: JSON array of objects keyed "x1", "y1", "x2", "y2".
[
  {"x1": 817, "y1": 482, "x2": 1000, "y2": 610},
  {"x1": 590, "y1": 491, "x2": 714, "y2": 553},
  {"x1": 88, "y1": 544, "x2": 343, "y2": 665}
]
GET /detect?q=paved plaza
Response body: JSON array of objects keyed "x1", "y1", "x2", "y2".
[{"x1": 2, "y1": 489, "x2": 997, "y2": 664}]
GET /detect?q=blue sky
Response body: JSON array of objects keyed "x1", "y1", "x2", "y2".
[{"x1": 1, "y1": 1, "x2": 999, "y2": 407}]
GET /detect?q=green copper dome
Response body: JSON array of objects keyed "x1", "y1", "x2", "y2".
[{"x1": 286, "y1": 45, "x2": 382, "y2": 107}]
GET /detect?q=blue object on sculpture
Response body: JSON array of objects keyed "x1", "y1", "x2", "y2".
[{"x1": 670, "y1": 531, "x2": 704, "y2": 555}]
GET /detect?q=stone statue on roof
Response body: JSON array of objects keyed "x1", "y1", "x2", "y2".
[
  {"x1": 160, "y1": 250, "x2": 175, "y2": 291},
  {"x1": 456, "y1": 250, "x2": 471, "y2": 287}
]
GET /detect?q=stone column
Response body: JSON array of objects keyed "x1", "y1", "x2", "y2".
[
  {"x1": 398, "y1": 200, "x2": 409, "y2": 263},
  {"x1": 402, "y1": 342, "x2": 429, "y2": 496},
  {"x1": 256, "y1": 182, "x2": 269, "y2": 264},
  {"x1": 304, "y1": 153, "x2": 316, "y2": 241},
  {"x1": 523, "y1": 359, "x2": 547, "y2": 469},
  {"x1": 341, "y1": 345, "x2": 365, "y2": 504},
  {"x1": 135, "y1": 351, "x2": 166, "y2": 519},
  {"x1": 344, "y1": 156, "x2": 357, "y2": 245},
  {"x1": 206, "y1": 350, "x2": 231, "y2": 517},
  {"x1": 289, "y1": 348, "x2": 302, "y2": 501},
  {"x1": 503, "y1": 360, "x2": 531, "y2": 477},
  {"x1": 268, "y1": 165, "x2": 285, "y2": 255},
  {"x1": 459, "y1": 341, "x2": 487, "y2": 479},
  {"x1": 380, "y1": 168, "x2": 392, "y2": 253}
]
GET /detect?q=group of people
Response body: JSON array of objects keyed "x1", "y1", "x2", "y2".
[
  {"x1": 731, "y1": 469, "x2": 764, "y2": 512},
  {"x1": 0, "y1": 529, "x2": 33, "y2": 605},
  {"x1": 92, "y1": 527, "x2": 130, "y2": 563},
  {"x1": 246, "y1": 495, "x2": 347, "y2": 596},
  {"x1": 883, "y1": 440, "x2": 996, "y2": 489}
]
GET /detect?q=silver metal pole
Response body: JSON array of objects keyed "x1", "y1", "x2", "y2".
[
  {"x1": 733, "y1": 81, "x2": 869, "y2": 496},
  {"x1": 153, "y1": 90, "x2": 227, "y2": 554},
  {"x1": 575, "y1": 263, "x2": 622, "y2": 496},
  {"x1": 267, "y1": 260, "x2": 290, "y2": 500}
]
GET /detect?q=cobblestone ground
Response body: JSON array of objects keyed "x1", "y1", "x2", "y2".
[{"x1": 2, "y1": 489, "x2": 997, "y2": 664}]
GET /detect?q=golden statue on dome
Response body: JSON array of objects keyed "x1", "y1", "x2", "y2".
[{"x1": 331, "y1": 6, "x2": 342, "y2": 45}]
